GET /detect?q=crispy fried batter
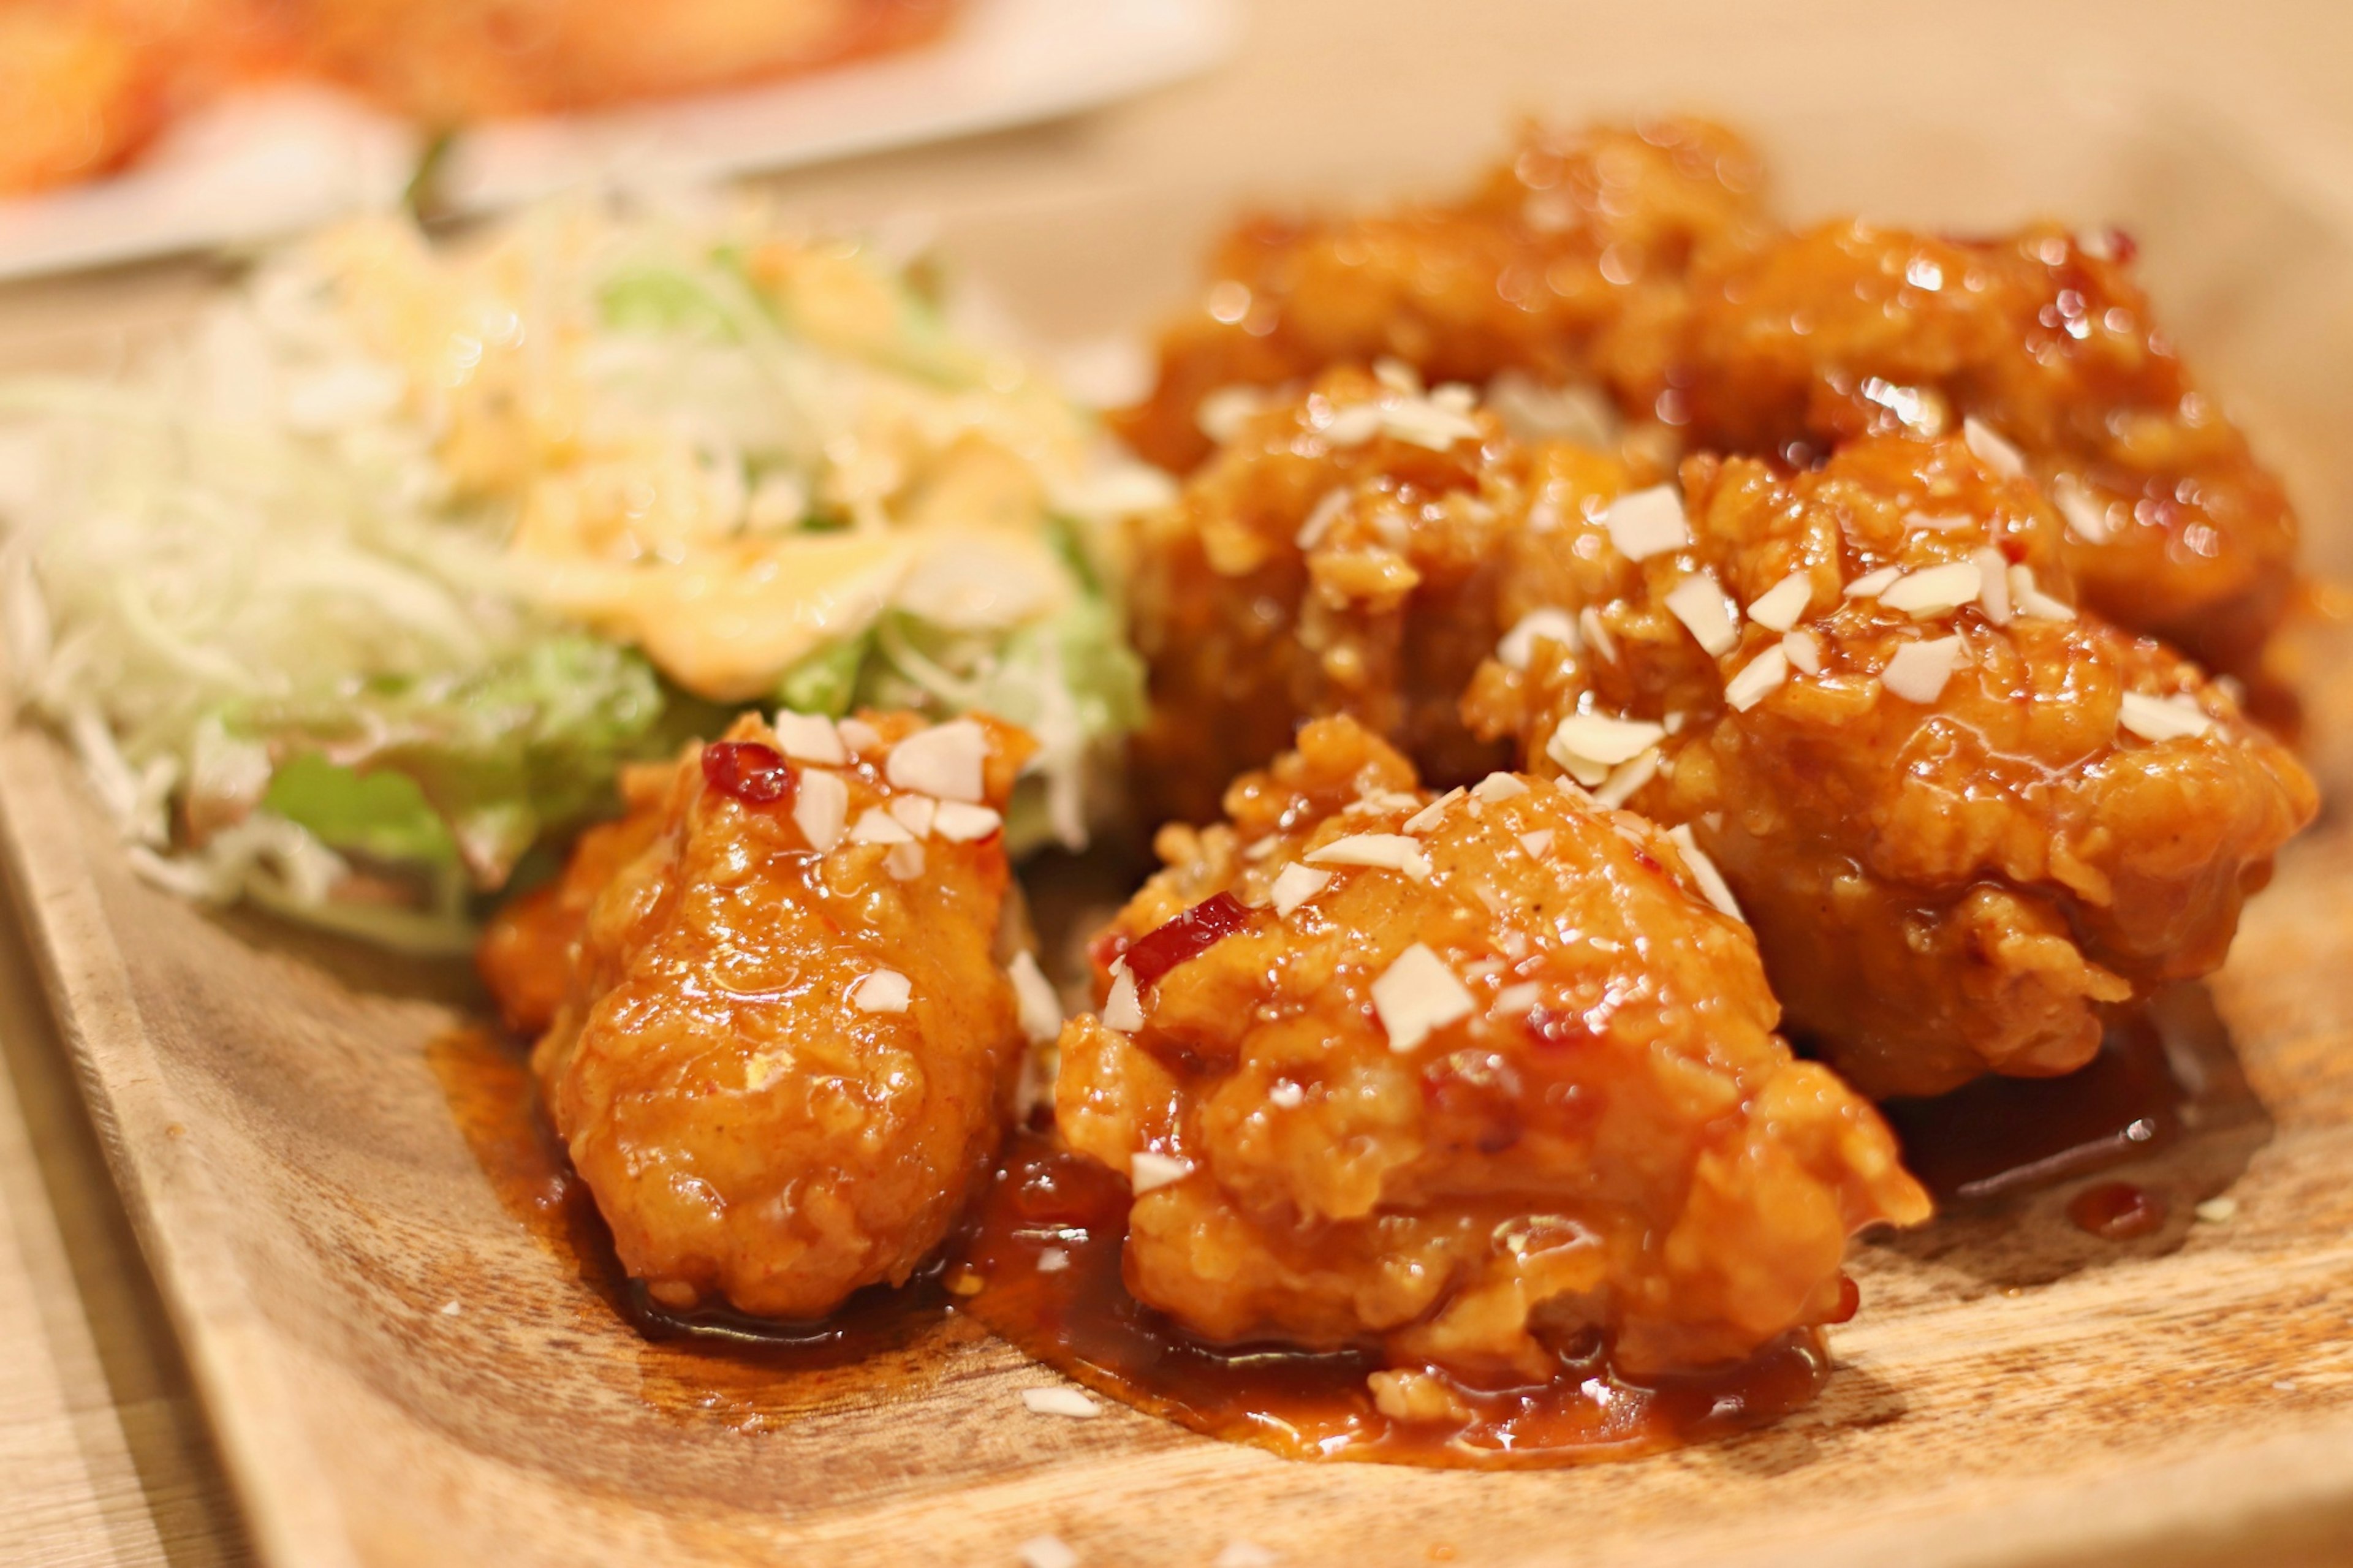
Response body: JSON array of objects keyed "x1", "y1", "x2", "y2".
[
  {"x1": 1677, "y1": 220, "x2": 2299, "y2": 685},
  {"x1": 498, "y1": 709, "x2": 1033, "y2": 1319},
  {"x1": 1464, "y1": 434, "x2": 2317, "y2": 1097},
  {"x1": 1114, "y1": 118, "x2": 1773, "y2": 473},
  {"x1": 1125, "y1": 365, "x2": 1551, "y2": 824},
  {"x1": 1055, "y1": 716, "x2": 1927, "y2": 1379}
]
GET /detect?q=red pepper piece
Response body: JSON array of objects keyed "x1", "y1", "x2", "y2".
[
  {"x1": 1122, "y1": 892, "x2": 1250, "y2": 990},
  {"x1": 701, "y1": 740, "x2": 797, "y2": 806}
]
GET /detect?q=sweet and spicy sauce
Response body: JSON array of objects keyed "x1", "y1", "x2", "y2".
[
  {"x1": 426, "y1": 1027, "x2": 980, "y2": 1431},
  {"x1": 950, "y1": 1132, "x2": 1833, "y2": 1469}
]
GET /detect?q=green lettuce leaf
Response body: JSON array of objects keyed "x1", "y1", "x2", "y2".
[{"x1": 232, "y1": 634, "x2": 689, "y2": 890}]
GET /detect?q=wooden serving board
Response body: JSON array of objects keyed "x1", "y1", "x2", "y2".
[{"x1": 8, "y1": 90, "x2": 2353, "y2": 1568}]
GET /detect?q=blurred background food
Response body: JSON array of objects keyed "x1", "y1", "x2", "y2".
[{"x1": 0, "y1": 0, "x2": 958, "y2": 197}]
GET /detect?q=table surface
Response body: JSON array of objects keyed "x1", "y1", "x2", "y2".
[{"x1": 9, "y1": 2, "x2": 2353, "y2": 1562}]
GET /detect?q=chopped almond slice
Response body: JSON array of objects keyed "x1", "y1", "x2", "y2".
[
  {"x1": 1102, "y1": 968, "x2": 1144, "y2": 1032},
  {"x1": 1303, "y1": 833, "x2": 1432, "y2": 879},
  {"x1": 851, "y1": 970, "x2": 912, "y2": 1013},
  {"x1": 1600, "y1": 484, "x2": 1691, "y2": 561},
  {"x1": 1020, "y1": 1387, "x2": 1101, "y2": 1419},
  {"x1": 1881, "y1": 561, "x2": 1983, "y2": 616},
  {"x1": 1594, "y1": 748, "x2": 1660, "y2": 808},
  {"x1": 1664, "y1": 571, "x2": 1741, "y2": 656},
  {"x1": 1270, "y1": 863, "x2": 1334, "y2": 917},
  {"x1": 883, "y1": 718, "x2": 988, "y2": 803},
  {"x1": 1973, "y1": 547, "x2": 2013, "y2": 624},
  {"x1": 1008, "y1": 952, "x2": 1063, "y2": 1043},
  {"x1": 1130, "y1": 1151, "x2": 1192, "y2": 1194},
  {"x1": 887, "y1": 794, "x2": 938, "y2": 838},
  {"x1": 1746, "y1": 570, "x2": 1814, "y2": 632},
  {"x1": 849, "y1": 806, "x2": 914, "y2": 845},
  {"x1": 1295, "y1": 487, "x2": 1351, "y2": 550},
  {"x1": 771, "y1": 710, "x2": 846, "y2": 765},
  {"x1": 1494, "y1": 981, "x2": 1542, "y2": 1015},
  {"x1": 792, "y1": 769, "x2": 849, "y2": 852},
  {"x1": 1844, "y1": 565, "x2": 1902, "y2": 599},
  {"x1": 1371, "y1": 942, "x2": 1476, "y2": 1053},
  {"x1": 1724, "y1": 646, "x2": 1789, "y2": 711},
  {"x1": 836, "y1": 716, "x2": 884, "y2": 752},
  {"x1": 1018, "y1": 1536, "x2": 1082, "y2": 1568},
  {"x1": 2053, "y1": 474, "x2": 2115, "y2": 543},
  {"x1": 1578, "y1": 605, "x2": 1619, "y2": 662},
  {"x1": 1665, "y1": 824, "x2": 1744, "y2": 922},
  {"x1": 2009, "y1": 563, "x2": 2077, "y2": 621},
  {"x1": 933, "y1": 801, "x2": 1002, "y2": 842},
  {"x1": 1402, "y1": 787, "x2": 1464, "y2": 835},
  {"x1": 1882, "y1": 636, "x2": 1964, "y2": 702},
  {"x1": 1381, "y1": 396, "x2": 1483, "y2": 450},
  {"x1": 2120, "y1": 691, "x2": 2216, "y2": 741},
  {"x1": 1781, "y1": 631, "x2": 1823, "y2": 675},
  {"x1": 1545, "y1": 714, "x2": 1666, "y2": 786},
  {"x1": 1963, "y1": 415, "x2": 2028, "y2": 478},
  {"x1": 1518, "y1": 829, "x2": 1555, "y2": 858},
  {"x1": 1496, "y1": 606, "x2": 1580, "y2": 670},
  {"x1": 1471, "y1": 771, "x2": 1529, "y2": 803},
  {"x1": 884, "y1": 841, "x2": 925, "y2": 881}
]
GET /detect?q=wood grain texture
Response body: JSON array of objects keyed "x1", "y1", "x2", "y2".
[
  {"x1": 7, "y1": 85, "x2": 2353, "y2": 1568},
  {"x1": 0, "y1": 906, "x2": 252, "y2": 1568}
]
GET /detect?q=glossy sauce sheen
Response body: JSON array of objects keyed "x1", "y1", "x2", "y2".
[
  {"x1": 951, "y1": 1132, "x2": 1833, "y2": 1468},
  {"x1": 434, "y1": 991, "x2": 2260, "y2": 1455},
  {"x1": 427, "y1": 1028, "x2": 982, "y2": 1430}
]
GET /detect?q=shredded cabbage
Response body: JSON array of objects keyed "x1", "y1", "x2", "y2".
[{"x1": 0, "y1": 194, "x2": 1160, "y2": 942}]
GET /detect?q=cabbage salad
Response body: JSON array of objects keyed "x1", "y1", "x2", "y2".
[{"x1": 0, "y1": 199, "x2": 1165, "y2": 951}]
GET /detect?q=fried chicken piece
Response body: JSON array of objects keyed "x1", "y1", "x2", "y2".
[
  {"x1": 477, "y1": 760, "x2": 675, "y2": 1037},
  {"x1": 1054, "y1": 716, "x2": 1927, "y2": 1384},
  {"x1": 1113, "y1": 118, "x2": 1774, "y2": 473},
  {"x1": 501, "y1": 708, "x2": 1034, "y2": 1319},
  {"x1": 1125, "y1": 365, "x2": 1562, "y2": 825},
  {"x1": 1464, "y1": 434, "x2": 2317, "y2": 1099},
  {"x1": 1677, "y1": 221, "x2": 2299, "y2": 685},
  {"x1": 285, "y1": 0, "x2": 953, "y2": 124}
]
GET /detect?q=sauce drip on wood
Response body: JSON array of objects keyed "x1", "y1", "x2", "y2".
[
  {"x1": 950, "y1": 1132, "x2": 1832, "y2": 1468},
  {"x1": 2067, "y1": 1182, "x2": 2168, "y2": 1240}
]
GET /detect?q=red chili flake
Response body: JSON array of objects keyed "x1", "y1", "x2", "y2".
[
  {"x1": 1086, "y1": 930, "x2": 1131, "y2": 972},
  {"x1": 700, "y1": 741, "x2": 797, "y2": 806},
  {"x1": 1830, "y1": 1274, "x2": 1862, "y2": 1325},
  {"x1": 2101, "y1": 227, "x2": 2139, "y2": 266},
  {"x1": 1121, "y1": 892, "x2": 1251, "y2": 990}
]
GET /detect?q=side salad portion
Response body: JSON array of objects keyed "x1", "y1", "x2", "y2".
[{"x1": 0, "y1": 199, "x2": 1162, "y2": 950}]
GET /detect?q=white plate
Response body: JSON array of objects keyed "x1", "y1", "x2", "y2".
[{"x1": 0, "y1": 0, "x2": 1235, "y2": 282}]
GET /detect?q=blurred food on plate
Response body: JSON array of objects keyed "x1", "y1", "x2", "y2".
[{"x1": 0, "y1": 0, "x2": 961, "y2": 197}]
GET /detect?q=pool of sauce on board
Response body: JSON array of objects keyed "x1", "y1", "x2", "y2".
[
  {"x1": 429, "y1": 980, "x2": 2268, "y2": 1455},
  {"x1": 1873, "y1": 984, "x2": 2268, "y2": 1273},
  {"x1": 949, "y1": 1130, "x2": 1833, "y2": 1469}
]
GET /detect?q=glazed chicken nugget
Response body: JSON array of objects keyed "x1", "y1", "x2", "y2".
[
  {"x1": 479, "y1": 759, "x2": 675, "y2": 1038},
  {"x1": 1055, "y1": 716, "x2": 1927, "y2": 1387},
  {"x1": 1677, "y1": 221, "x2": 2300, "y2": 686},
  {"x1": 1464, "y1": 434, "x2": 2317, "y2": 1099},
  {"x1": 1115, "y1": 118, "x2": 1773, "y2": 473},
  {"x1": 518, "y1": 708, "x2": 1034, "y2": 1319},
  {"x1": 1126, "y1": 365, "x2": 1546, "y2": 825}
]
